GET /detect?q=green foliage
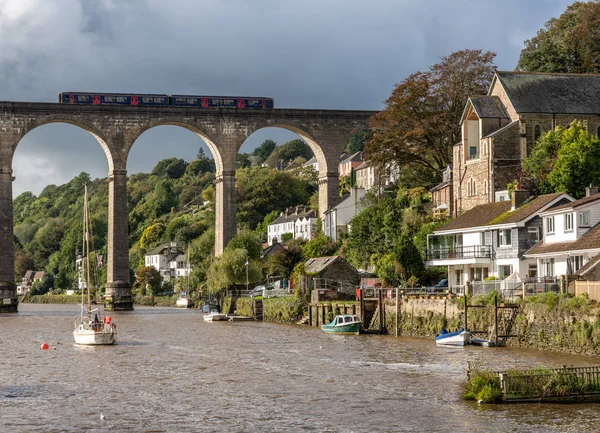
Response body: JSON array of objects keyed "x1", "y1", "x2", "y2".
[
  {"x1": 252, "y1": 139, "x2": 278, "y2": 162},
  {"x1": 346, "y1": 131, "x2": 370, "y2": 154},
  {"x1": 151, "y1": 157, "x2": 187, "y2": 179},
  {"x1": 372, "y1": 253, "x2": 398, "y2": 286},
  {"x1": 139, "y1": 223, "x2": 166, "y2": 250},
  {"x1": 225, "y1": 230, "x2": 262, "y2": 260},
  {"x1": 302, "y1": 233, "x2": 339, "y2": 260},
  {"x1": 519, "y1": 121, "x2": 600, "y2": 197},
  {"x1": 263, "y1": 296, "x2": 305, "y2": 323},
  {"x1": 236, "y1": 167, "x2": 315, "y2": 230},
  {"x1": 206, "y1": 248, "x2": 262, "y2": 294},
  {"x1": 393, "y1": 233, "x2": 424, "y2": 281},
  {"x1": 266, "y1": 241, "x2": 305, "y2": 279},
  {"x1": 462, "y1": 370, "x2": 503, "y2": 403},
  {"x1": 265, "y1": 139, "x2": 313, "y2": 168},
  {"x1": 517, "y1": 1, "x2": 600, "y2": 73},
  {"x1": 135, "y1": 266, "x2": 162, "y2": 295},
  {"x1": 281, "y1": 233, "x2": 293, "y2": 242}
]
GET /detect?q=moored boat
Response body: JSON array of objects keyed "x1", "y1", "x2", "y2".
[
  {"x1": 203, "y1": 311, "x2": 228, "y2": 322},
  {"x1": 176, "y1": 294, "x2": 193, "y2": 308},
  {"x1": 321, "y1": 314, "x2": 361, "y2": 335},
  {"x1": 435, "y1": 328, "x2": 471, "y2": 347}
]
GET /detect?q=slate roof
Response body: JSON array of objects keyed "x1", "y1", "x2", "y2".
[
  {"x1": 543, "y1": 193, "x2": 600, "y2": 213},
  {"x1": 340, "y1": 151, "x2": 363, "y2": 164},
  {"x1": 525, "y1": 223, "x2": 600, "y2": 256},
  {"x1": 304, "y1": 256, "x2": 344, "y2": 274},
  {"x1": 494, "y1": 71, "x2": 600, "y2": 114},
  {"x1": 437, "y1": 193, "x2": 568, "y2": 232},
  {"x1": 469, "y1": 96, "x2": 510, "y2": 119}
]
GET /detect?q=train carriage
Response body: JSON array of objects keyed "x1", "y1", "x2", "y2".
[
  {"x1": 59, "y1": 92, "x2": 169, "y2": 106},
  {"x1": 59, "y1": 92, "x2": 274, "y2": 109}
]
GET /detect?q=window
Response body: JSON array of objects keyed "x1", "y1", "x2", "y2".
[
  {"x1": 574, "y1": 255, "x2": 584, "y2": 271},
  {"x1": 528, "y1": 263, "x2": 538, "y2": 279},
  {"x1": 480, "y1": 232, "x2": 486, "y2": 246},
  {"x1": 467, "y1": 178, "x2": 477, "y2": 197},
  {"x1": 469, "y1": 267, "x2": 489, "y2": 282},
  {"x1": 499, "y1": 265, "x2": 512, "y2": 279},
  {"x1": 455, "y1": 269, "x2": 462, "y2": 286},
  {"x1": 499, "y1": 229, "x2": 512, "y2": 246},
  {"x1": 527, "y1": 226, "x2": 540, "y2": 243},
  {"x1": 483, "y1": 179, "x2": 488, "y2": 195},
  {"x1": 534, "y1": 125, "x2": 541, "y2": 142},
  {"x1": 579, "y1": 211, "x2": 590, "y2": 226},
  {"x1": 565, "y1": 213, "x2": 574, "y2": 232},
  {"x1": 542, "y1": 258, "x2": 555, "y2": 277},
  {"x1": 546, "y1": 216, "x2": 555, "y2": 234}
]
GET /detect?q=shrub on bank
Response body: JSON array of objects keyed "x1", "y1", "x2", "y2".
[
  {"x1": 263, "y1": 296, "x2": 305, "y2": 323},
  {"x1": 25, "y1": 294, "x2": 81, "y2": 304},
  {"x1": 462, "y1": 369, "x2": 503, "y2": 403}
]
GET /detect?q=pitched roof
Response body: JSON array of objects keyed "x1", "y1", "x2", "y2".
[
  {"x1": 438, "y1": 193, "x2": 568, "y2": 232},
  {"x1": 340, "y1": 151, "x2": 363, "y2": 164},
  {"x1": 304, "y1": 256, "x2": 346, "y2": 274},
  {"x1": 525, "y1": 222, "x2": 600, "y2": 256},
  {"x1": 573, "y1": 254, "x2": 600, "y2": 277},
  {"x1": 469, "y1": 96, "x2": 510, "y2": 119},
  {"x1": 494, "y1": 71, "x2": 600, "y2": 115},
  {"x1": 544, "y1": 193, "x2": 600, "y2": 213}
]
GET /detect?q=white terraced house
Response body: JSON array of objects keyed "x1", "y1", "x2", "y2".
[
  {"x1": 425, "y1": 191, "x2": 573, "y2": 295},
  {"x1": 525, "y1": 187, "x2": 600, "y2": 280},
  {"x1": 267, "y1": 206, "x2": 317, "y2": 244},
  {"x1": 144, "y1": 242, "x2": 190, "y2": 283}
]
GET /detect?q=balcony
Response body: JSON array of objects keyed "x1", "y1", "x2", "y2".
[{"x1": 425, "y1": 245, "x2": 494, "y2": 265}]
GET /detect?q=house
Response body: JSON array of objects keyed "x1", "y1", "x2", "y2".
[
  {"x1": 323, "y1": 188, "x2": 366, "y2": 241},
  {"x1": 430, "y1": 166, "x2": 453, "y2": 219},
  {"x1": 267, "y1": 206, "x2": 317, "y2": 244},
  {"x1": 300, "y1": 256, "x2": 359, "y2": 295},
  {"x1": 338, "y1": 151, "x2": 363, "y2": 177},
  {"x1": 303, "y1": 156, "x2": 319, "y2": 173},
  {"x1": 144, "y1": 242, "x2": 190, "y2": 283},
  {"x1": 425, "y1": 191, "x2": 573, "y2": 291},
  {"x1": 18, "y1": 270, "x2": 46, "y2": 295},
  {"x1": 524, "y1": 187, "x2": 600, "y2": 279},
  {"x1": 261, "y1": 241, "x2": 285, "y2": 259},
  {"x1": 454, "y1": 71, "x2": 600, "y2": 216}
]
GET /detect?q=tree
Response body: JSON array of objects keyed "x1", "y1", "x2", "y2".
[
  {"x1": 520, "y1": 121, "x2": 600, "y2": 198},
  {"x1": 266, "y1": 241, "x2": 304, "y2": 279},
  {"x1": 517, "y1": 1, "x2": 600, "y2": 73},
  {"x1": 206, "y1": 248, "x2": 262, "y2": 294},
  {"x1": 252, "y1": 139, "x2": 277, "y2": 162},
  {"x1": 139, "y1": 223, "x2": 166, "y2": 250},
  {"x1": 225, "y1": 230, "x2": 262, "y2": 260},
  {"x1": 366, "y1": 49, "x2": 496, "y2": 177},
  {"x1": 152, "y1": 158, "x2": 188, "y2": 179},
  {"x1": 346, "y1": 130, "x2": 370, "y2": 154},
  {"x1": 135, "y1": 266, "x2": 162, "y2": 295},
  {"x1": 152, "y1": 180, "x2": 178, "y2": 216},
  {"x1": 265, "y1": 139, "x2": 313, "y2": 168},
  {"x1": 303, "y1": 233, "x2": 339, "y2": 260},
  {"x1": 393, "y1": 233, "x2": 424, "y2": 281}
]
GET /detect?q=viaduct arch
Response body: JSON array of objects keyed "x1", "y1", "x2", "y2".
[{"x1": 0, "y1": 102, "x2": 376, "y2": 312}]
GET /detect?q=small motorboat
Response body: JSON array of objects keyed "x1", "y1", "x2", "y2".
[
  {"x1": 321, "y1": 314, "x2": 361, "y2": 335},
  {"x1": 435, "y1": 328, "x2": 471, "y2": 347},
  {"x1": 176, "y1": 294, "x2": 193, "y2": 308},
  {"x1": 203, "y1": 310, "x2": 228, "y2": 322}
]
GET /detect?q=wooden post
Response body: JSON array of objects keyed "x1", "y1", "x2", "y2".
[
  {"x1": 494, "y1": 294, "x2": 498, "y2": 347},
  {"x1": 464, "y1": 294, "x2": 468, "y2": 332},
  {"x1": 395, "y1": 287, "x2": 399, "y2": 337}
]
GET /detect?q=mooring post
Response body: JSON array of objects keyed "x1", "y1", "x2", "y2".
[
  {"x1": 464, "y1": 294, "x2": 468, "y2": 332},
  {"x1": 395, "y1": 287, "x2": 399, "y2": 337},
  {"x1": 494, "y1": 294, "x2": 498, "y2": 347}
]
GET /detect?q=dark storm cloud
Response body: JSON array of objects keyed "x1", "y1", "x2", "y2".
[{"x1": 0, "y1": 0, "x2": 573, "y2": 195}]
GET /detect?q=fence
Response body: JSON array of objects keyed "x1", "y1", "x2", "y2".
[
  {"x1": 496, "y1": 366, "x2": 600, "y2": 402},
  {"x1": 568, "y1": 280, "x2": 600, "y2": 302}
]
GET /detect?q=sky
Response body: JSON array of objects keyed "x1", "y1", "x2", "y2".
[{"x1": 0, "y1": 0, "x2": 575, "y2": 196}]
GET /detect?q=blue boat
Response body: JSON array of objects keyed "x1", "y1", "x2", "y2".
[
  {"x1": 321, "y1": 315, "x2": 362, "y2": 335},
  {"x1": 435, "y1": 328, "x2": 471, "y2": 347}
]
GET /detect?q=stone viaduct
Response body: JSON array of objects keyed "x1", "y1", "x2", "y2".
[{"x1": 0, "y1": 101, "x2": 376, "y2": 312}]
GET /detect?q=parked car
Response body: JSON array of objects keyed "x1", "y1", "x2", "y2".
[
  {"x1": 250, "y1": 284, "x2": 274, "y2": 296},
  {"x1": 428, "y1": 279, "x2": 448, "y2": 293}
]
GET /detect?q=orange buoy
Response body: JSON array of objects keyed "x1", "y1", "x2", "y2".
[{"x1": 41, "y1": 342, "x2": 49, "y2": 350}]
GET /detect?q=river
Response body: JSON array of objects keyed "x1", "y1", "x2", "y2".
[{"x1": 0, "y1": 304, "x2": 598, "y2": 433}]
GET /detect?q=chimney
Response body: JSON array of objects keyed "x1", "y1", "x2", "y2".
[
  {"x1": 511, "y1": 190, "x2": 530, "y2": 211},
  {"x1": 586, "y1": 184, "x2": 599, "y2": 197}
]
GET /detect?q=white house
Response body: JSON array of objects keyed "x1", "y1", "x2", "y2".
[
  {"x1": 267, "y1": 206, "x2": 317, "y2": 244},
  {"x1": 425, "y1": 191, "x2": 573, "y2": 291},
  {"x1": 525, "y1": 188, "x2": 600, "y2": 278},
  {"x1": 144, "y1": 243, "x2": 190, "y2": 283},
  {"x1": 323, "y1": 188, "x2": 366, "y2": 241}
]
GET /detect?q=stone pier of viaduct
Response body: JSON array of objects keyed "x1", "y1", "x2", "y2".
[{"x1": 0, "y1": 101, "x2": 376, "y2": 312}]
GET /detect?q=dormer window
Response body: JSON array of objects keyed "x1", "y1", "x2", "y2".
[
  {"x1": 546, "y1": 216, "x2": 555, "y2": 234},
  {"x1": 565, "y1": 213, "x2": 574, "y2": 232},
  {"x1": 579, "y1": 211, "x2": 590, "y2": 226}
]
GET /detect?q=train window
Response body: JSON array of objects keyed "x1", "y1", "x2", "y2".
[
  {"x1": 116, "y1": 97, "x2": 127, "y2": 102},
  {"x1": 155, "y1": 98, "x2": 165, "y2": 103},
  {"x1": 105, "y1": 96, "x2": 115, "y2": 103},
  {"x1": 77, "y1": 95, "x2": 90, "y2": 102},
  {"x1": 187, "y1": 98, "x2": 198, "y2": 104},
  {"x1": 142, "y1": 97, "x2": 153, "y2": 103}
]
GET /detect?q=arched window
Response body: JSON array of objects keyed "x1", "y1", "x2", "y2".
[
  {"x1": 534, "y1": 125, "x2": 541, "y2": 142},
  {"x1": 483, "y1": 179, "x2": 488, "y2": 195},
  {"x1": 468, "y1": 178, "x2": 477, "y2": 197}
]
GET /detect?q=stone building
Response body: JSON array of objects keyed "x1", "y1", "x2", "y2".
[
  {"x1": 430, "y1": 166, "x2": 453, "y2": 218},
  {"x1": 300, "y1": 256, "x2": 359, "y2": 295},
  {"x1": 454, "y1": 71, "x2": 600, "y2": 217}
]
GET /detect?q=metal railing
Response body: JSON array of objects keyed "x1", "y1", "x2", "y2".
[
  {"x1": 313, "y1": 278, "x2": 356, "y2": 295},
  {"x1": 426, "y1": 245, "x2": 494, "y2": 261}
]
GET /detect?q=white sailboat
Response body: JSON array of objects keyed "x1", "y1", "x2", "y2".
[{"x1": 73, "y1": 185, "x2": 117, "y2": 346}]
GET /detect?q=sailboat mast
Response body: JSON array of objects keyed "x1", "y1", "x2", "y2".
[{"x1": 84, "y1": 185, "x2": 92, "y2": 313}]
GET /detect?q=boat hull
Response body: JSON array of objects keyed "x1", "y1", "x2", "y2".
[
  {"x1": 435, "y1": 330, "x2": 471, "y2": 347},
  {"x1": 321, "y1": 323, "x2": 361, "y2": 335},
  {"x1": 73, "y1": 325, "x2": 116, "y2": 345},
  {"x1": 176, "y1": 297, "x2": 193, "y2": 308},
  {"x1": 203, "y1": 313, "x2": 227, "y2": 322}
]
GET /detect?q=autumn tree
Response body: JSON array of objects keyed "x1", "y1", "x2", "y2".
[
  {"x1": 366, "y1": 49, "x2": 496, "y2": 178},
  {"x1": 517, "y1": 1, "x2": 600, "y2": 73}
]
